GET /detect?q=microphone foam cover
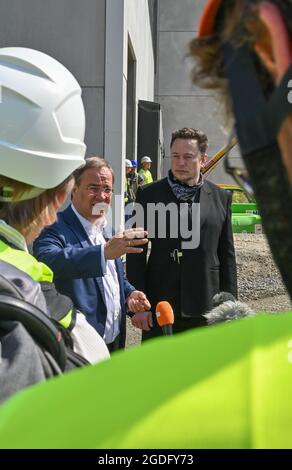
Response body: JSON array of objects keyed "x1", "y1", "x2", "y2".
[{"x1": 155, "y1": 301, "x2": 174, "y2": 326}]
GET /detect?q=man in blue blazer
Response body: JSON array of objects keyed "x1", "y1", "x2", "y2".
[{"x1": 34, "y1": 157, "x2": 150, "y2": 352}]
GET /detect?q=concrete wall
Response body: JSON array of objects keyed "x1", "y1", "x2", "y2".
[
  {"x1": 105, "y1": 0, "x2": 155, "y2": 226},
  {"x1": 126, "y1": 0, "x2": 155, "y2": 105},
  {"x1": 0, "y1": 0, "x2": 155, "y2": 226},
  {"x1": 0, "y1": 0, "x2": 106, "y2": 156},
  {"x1": 156, "y1": 0, "x2": 239, "y2": 183}
]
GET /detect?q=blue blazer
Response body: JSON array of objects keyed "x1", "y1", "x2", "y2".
[{"x1": 33, "y1": 205, "x2": 135, "y2": 347}]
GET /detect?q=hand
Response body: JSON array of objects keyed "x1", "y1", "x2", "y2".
[
  {"x1": 104, "y1": 227, "x2": 148, "y2": 260},
  {"x1": 131, "y1": 311, "x2": 153, "y2": 331},
  {"x1": 127, "y1": 290, "x2": 151, "y2": 313}
]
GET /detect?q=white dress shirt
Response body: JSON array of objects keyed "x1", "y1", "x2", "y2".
[{"x1": 71, "y1": 204, "x2": 122, "y2": 344}]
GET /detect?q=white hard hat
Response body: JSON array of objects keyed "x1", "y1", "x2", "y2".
[
  {"x1": 125, "y1": 159, "x2": 132, "y2": 168},
  {"x1": 0, "y1": 47, "x2": 86, "y2": 195},
  {"x1": 141, "y1": 156, "x2": 152, "y2": 164}
]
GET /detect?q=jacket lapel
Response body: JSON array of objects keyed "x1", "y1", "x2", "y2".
[
  {"x1": 61, "y1": 205, "x2": 92, "y2": 249},
  {"x1": 200, "y1": 183, "x2": 211, "y2": 228},
  {"x1": 95, "y1": 276, "x2": 106, "y2": 306},
  {"x1": 102, "y1": 226, "x2": 124, "y2": 309},
  {"x1": 62, "y1": 205, "x2": 107, "y2": 304},
  {"x1": 102, "y1": 224, "x2": 113, "y2": 242}
]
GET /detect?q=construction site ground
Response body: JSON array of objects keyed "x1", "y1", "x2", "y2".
[{"x1": 126, "y1": 233, "x2": 292, "y2": 347}]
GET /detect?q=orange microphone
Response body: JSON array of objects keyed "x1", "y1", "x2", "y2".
[{"x1": 155, "y1": 301, "x2": 174, "y2": 336}]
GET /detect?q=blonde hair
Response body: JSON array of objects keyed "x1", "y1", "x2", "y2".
[{"x1": 0, "y1": 175, "x2": 73, "y2": 240}]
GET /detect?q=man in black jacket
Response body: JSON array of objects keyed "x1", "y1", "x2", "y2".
[{"x1": 127, "y1": 127, "x2": 237, "y2": 339}]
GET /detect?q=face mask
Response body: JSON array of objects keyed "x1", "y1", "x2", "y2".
[{"x1": 223, "y1": 42, "x2": 292, "y2": 298}]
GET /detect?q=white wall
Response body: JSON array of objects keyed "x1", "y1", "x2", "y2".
[
  {"x1": 125, "y1": 0, "x2": 155, "y2": 158},
  {"x1": 0, "y1": 0, "x2": 106, "y2": 157},
  {"x1": 125, "y1": 0, "x2": 155, "y2": 102},
  {"x1": 105, "y1": 0, "x2": 155, "y2": 228}
]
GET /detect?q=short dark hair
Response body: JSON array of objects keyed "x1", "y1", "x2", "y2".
[
  {"x1": 73, "y1": 156, "x2": 115, "y2": 186},
  {"x1": 170, "y1": 127, "x2": 209, "y2": 154}
]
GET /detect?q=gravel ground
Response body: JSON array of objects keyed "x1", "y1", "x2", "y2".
[{"x1": 126, "y1": 233, "x2": 292, "y2": 348}]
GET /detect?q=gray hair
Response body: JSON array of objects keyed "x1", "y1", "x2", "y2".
[{"x1": 73, "y1": 156, "x2": 114, "y2": 186}]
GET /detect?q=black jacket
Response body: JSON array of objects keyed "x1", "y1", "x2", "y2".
[{"x1": 127, "y1": 178, "x2": 237, "y2": 335}]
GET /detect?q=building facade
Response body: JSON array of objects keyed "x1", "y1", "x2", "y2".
[
  {"x1": 156, "y1": 0, "x2": 241, "y2": 182},
  {"x1": 0, "y1": 0, "x2": 156, "y2": 225},
  {"x1": 0, "y1": 0, "x2": 239, "y2": 223}
]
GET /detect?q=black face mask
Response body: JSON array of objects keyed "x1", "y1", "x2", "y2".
[{"x1": 223, "y1": 43, "x2": 292, "y2": 298}]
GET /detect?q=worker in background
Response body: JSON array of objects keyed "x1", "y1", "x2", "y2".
[
  {"x1": 139, "y1": 156, "x2": 153, "y2": 186},
  {"x1": 124, "y1": 159, "x2": 133, "y2": 205},
  {"x1": 129, "y1": 160, "x2": 143, "y2": 201}
]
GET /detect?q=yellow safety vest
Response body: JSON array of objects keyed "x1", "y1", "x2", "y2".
[{"x1": 139, "y1": 168, "x2": 153, "y2": 185}]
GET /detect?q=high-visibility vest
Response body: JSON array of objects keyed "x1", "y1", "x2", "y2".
[
  {"x1": 0, "y1": 238, "x2": 73, "y2": 329},
  {"x1": 139, "y1": 168, "x2": 153, "y2": 185},
  {"x1": 1, "y1": 312, "x2": 292, "y2": 448}
]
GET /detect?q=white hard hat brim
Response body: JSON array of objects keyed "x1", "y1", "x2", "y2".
[
  {"x1": 0, "y1": 144, "x2": 86, "y2": 189},
  {"x1": 0, "y1": 47, "x2": 86, "y2": 189}
]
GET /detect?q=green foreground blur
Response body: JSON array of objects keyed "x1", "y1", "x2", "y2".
[{"x1": 0, "y1": 312, "x2": 292, "y2": 448}]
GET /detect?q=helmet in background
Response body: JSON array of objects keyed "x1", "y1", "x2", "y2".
[{"x1": 141, "y1": 156, "x2": 152, "y2": 164}]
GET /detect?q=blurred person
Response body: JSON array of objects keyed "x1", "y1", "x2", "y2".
[
  {"x1": 127, "y1": 127, "x2": 237, "y2": 339},
  {"x1": 189, "y1": 0, "x2": 292, "y2": 299},
  {"x1": 131, "y1": 160, "x2": 138, "y2": 170},
  {"x1": 129, "y1": 160, "x2": 144, "y2": 200},
  {"x1": 139, "y1": 156, "x2": 153, "y2": 185},
  {"x1": 34, "y1": 157, "x2": 150, "y2": 352},
  {"x1": 124, "y1": 159, "x2": 133, "y2": 205}
]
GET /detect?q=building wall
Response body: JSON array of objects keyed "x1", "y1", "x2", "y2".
[
  {"x1": 0, "y1": 0, "x2": 106, "y2": 157},
  {"x1": 0, "y1": 0, "x2": 155, "y2": 226},
  {"x1": 156, "y1": 0, "x2": 240, "y2": 183},
  {"x1": 105, "y1": 0, "x2": 155, "y2": 226},
  {"x1": 126, "y1": 0, "x2": 155, "y2": 105}
]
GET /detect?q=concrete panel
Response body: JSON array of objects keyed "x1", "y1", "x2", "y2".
[
  {"x1": 159, "y1": 0, "x2": 207, "y2": 32},
  {"x1": 158, "y1": 95, "x2": 244, "y2": 183},
  {"x1": 82, "y1": 88, "x2": 104, "y2": 157},
  {"x1": 158, "y1": 31, "x2": 209, "y2": 96},
  {"x1": 0, "y1": 0, "x2": 105, "y2": 86},
  {"x1": 159, "y1": 95, "x2": 226, "y2": 154}
]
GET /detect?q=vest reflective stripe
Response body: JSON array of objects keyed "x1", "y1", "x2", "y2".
[
  {"x1": 59, "y1": 308, "x2": 73, "y2": 329},
  {"x1": 139, "y1": 168, "x2": 153, "y2": 185},
  {"x1": 0, "y1": 239, "x2": 53, "y2": 282}
]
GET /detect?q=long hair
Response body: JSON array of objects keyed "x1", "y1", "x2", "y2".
[
  {"x1": 189, "y1": 0, "x2": 292, "y2": 118},
  {"x1": 0, "y1": 175, "x2": 73, "y2": 241}
]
